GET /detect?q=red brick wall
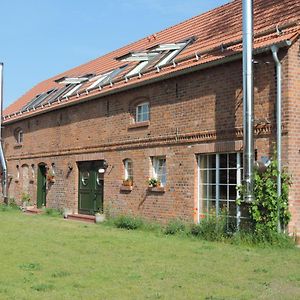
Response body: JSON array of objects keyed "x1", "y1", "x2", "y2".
[
  {"x1": 285, "y1": 38, "x2": 300, "y2": 236},
  {"x1": 4, "y1": 49, "x2": 294, "y2": 225}
]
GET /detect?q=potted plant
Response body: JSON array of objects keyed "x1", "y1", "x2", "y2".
[
  {"x1": 122, "y1": 178, "x2": 133, "y2": 186},
  {"x1": 147, "y1": 178, "x2": 160, "y2": 187},
  {"x1": 95, "y1": 211, "x2": 105, "y2": 223},
  {"x1": 47, "y1": 168, "x2": 55, "y2": 183}
]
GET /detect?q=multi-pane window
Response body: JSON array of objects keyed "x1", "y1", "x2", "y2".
[
  {"x1": 152, "y1": 157, "x2": 167, "y2": 187},
  {"x1": 124, "y1": 159, "x2": 133, "y2": 181},
  {"x1": 136, "y1": 102, "x2": 149, "y2": 123},
  {"x1": 198, "y1": 153, "x2": 244, "y2": 223},
  {"x1": 14, "y1": 128, "x2": 23, "y2": 144}
]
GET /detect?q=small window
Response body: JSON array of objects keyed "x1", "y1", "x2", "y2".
[
  {"x1": 152, "y1": 157, "x2": 167, "y2": 187},
  {"x1": 136, "y1": 102, "x2": 149, "y2": 123},
  {"x1": 14, "y1": 128, "x2": 23, "y2": 144},
  {"x1": 124, "y1": 159, "x2": 133, "y2": 181}
]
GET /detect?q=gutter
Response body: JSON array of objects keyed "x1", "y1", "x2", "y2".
[
  {"x1": 3, "y1": 39, "x2": 293, "y2": 125},
  {"x1": 270, "y1": 42, "x2": 290, "y2": 233},
  {"x1": 0, "y1": 63, "x2": 8, "y2": 202}
]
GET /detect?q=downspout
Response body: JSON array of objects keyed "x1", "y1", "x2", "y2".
[
  {"x1": 242, "y1": 0, "x2": 254, "y2": 202},
  {"x1": 0, "y1": 63, "x2": 8, "y2": 203},
  {"x1": 270, "y1": 45, "x2": 282, "y2": 233}
]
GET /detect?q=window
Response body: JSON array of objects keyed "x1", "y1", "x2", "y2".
[
  {"x1": 124, "y1": 159, "x2": 133, "y2": 181},
  {"x1": 14, "y1": 128, "x2": 23, "y2": 144},
  {"x1": 118, "y1": 37, "x2": 194, "y2": 78},
  {"x1": 152, "y1": 157, "x2": 167, "y2": 187},
  {"x1": 136, "y1": 102, "x2": 149, "y2": 123},
  {"x1": 87, "y1": 65, "x2": 127, "y2": 90},
  {"x1": 198, "y1": 153, "x2": 245, "y2": 224},
  {"x1": 16, "y1": 165, "x2": 20, "y2": 181},
  {"x1": 153, "y1": 42, "x2": 189, "y2": 67}
]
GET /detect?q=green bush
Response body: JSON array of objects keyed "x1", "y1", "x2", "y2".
[
  {"x1": 0, "y1": 200, "x2": 20, "y2": 212},
  {"x1": 44, "y1": 208, "x2": 62, "y2": 217},
  {"x1": 114, "y1": 215, "x2": 143, "y2": 230},
  {"x1": 237, "y1": 156, "x2": 291, "y2": 234},
  {"x1": 164, "y1": 219, "x2": 187, "y2": 235},
  {"x1": 232, "y1": 229, "x2": 295, "y2": 248},
  {"x1": 190, "y1": 215, "x2": 227, "y2": 241}
]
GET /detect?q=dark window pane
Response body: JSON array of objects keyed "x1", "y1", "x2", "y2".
[
  {"x1": 229, "y1": 169, "x2": 237, "y2": 184},
  {"x1": 219, "y1": 170, "x2": 227, "y2": 184},
  {"x1": 229, "y1": 185, "x2": 237, "y2": 200},
  {"x1": 209, "y1": 170, "x2": 216, "y2": 184},
  {"x1": 219, "y1": 154, "x2": 227, "y2": 168},
  {"x1": 219, "y1": 185, "x2": 227, "y2": 200},
  {"x1": 229, "y1": 153, "x2": 237, "y2": 168},
  {"x1": 209, "y1": 155, "x2": 216, "y2": 169}
]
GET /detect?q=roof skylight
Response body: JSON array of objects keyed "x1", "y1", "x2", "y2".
[
  {"x1": 86, "y1": 65, "x2": 127, "y2": 90},
  {"x1": 118, "y1": 37, "x2": 195, "y2": 78},
  {"x1": 21, "y1": 89, "x2": 57, "y2": 112}
]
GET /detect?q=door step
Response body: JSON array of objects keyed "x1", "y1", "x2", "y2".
[
  {"x1": 67, "y1": 214, "x2": 96, "y2": 223},
  {"x1": 25, "y1": 207, "x2": 44, "y2": 214}
]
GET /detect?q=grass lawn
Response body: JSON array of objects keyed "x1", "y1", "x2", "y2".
[{"x1": 0, "y1": 209, "x2": 299, "y2": 300}]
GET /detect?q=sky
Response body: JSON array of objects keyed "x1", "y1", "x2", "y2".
[{"x1": 0, "y1": 0, "x2": 230, "y2": 109}]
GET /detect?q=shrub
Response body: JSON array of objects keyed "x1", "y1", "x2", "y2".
[
  {"x1": 237, "y1": 156, "x2": 291, "y2": 234},
  {"x1": 21, "y1": 192, "x2": 31, "y2": 203},
  {"x1": 164, "y1": 219, "x2": 187, "y2": 235},
  {"x1": 232, "y1": 229, "x2": 295, "y2": 248},
  {"x1": 114, "y1": 215, "x2": 143, "y2": 230},
  {"x1": 44, "y1": 208, "x2": 62, "y2": 217},
  {"x1": 190, "y1": 215, "x2": 227, "y2": 241},
  {"x1": 0, "y1": 200, "x2": 19, "y2": 211}
]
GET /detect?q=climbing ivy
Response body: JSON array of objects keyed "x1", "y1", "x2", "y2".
[{"x1": 237, "y1": 157, "x2": 291, "y2": 233}]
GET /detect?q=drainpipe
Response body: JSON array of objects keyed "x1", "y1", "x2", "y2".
[
  {"x1": 0, "y1": 63, "x2": 8, "y2": 203},
  {"x1": 242, "y1": 0, "x2": 254, "y2": 202},
  {"x1": 271, "y1": 45, "x2": 282, "y2": 233}
]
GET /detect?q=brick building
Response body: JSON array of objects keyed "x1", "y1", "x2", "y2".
[{"x1": 2, "y1": 1, "x2": 300, "y2": 233}]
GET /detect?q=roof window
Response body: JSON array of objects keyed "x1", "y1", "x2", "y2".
[
  {"x1": 86, "y1": 65, "x2": 127, "y2": 91},
  {"x1": 21, "y1": 89, "x2": 57, "y2": 112},
  {"x1": 118, "y1": 37, "x2": 195, "y2": 78}
]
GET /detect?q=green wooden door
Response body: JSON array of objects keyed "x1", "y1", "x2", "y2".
[
  {"x1": 37, "y1": 165, "x2": 47, "y2": 208},
  {"x1": 78, "y1": 161, "x2": 104, "y2": 215}
]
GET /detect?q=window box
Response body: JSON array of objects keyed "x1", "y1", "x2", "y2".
[
  {"x1": 148, "y1": 186, "x2": 165, "y2": 193},
  {"x1": 120, "y1": 185, "x2": 133, "y2": 192},
  {"x1": 13, "y1": 143, "x2": 23, "y2": 149},
  {"x1": 128, "y1": 120, "x2": 150, "y2": 129}
]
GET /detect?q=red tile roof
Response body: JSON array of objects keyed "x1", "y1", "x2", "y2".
[{"x1": 3, "y1": 0, "x2": 299, "y2": 122}]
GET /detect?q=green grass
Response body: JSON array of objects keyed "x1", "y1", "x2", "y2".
[{"x1": 0, "y1": 209, "x2": 299, "y2": 299}]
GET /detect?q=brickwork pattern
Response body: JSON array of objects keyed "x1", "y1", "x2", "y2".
[{"x1": 4, "y1": 50, "x2": 297, "y2": 227}]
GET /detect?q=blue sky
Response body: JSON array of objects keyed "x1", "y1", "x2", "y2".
[{"x1": 0, "y1": 0, "x2": 230, "y2": 108}]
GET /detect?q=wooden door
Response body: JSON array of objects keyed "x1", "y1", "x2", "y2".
[
  {"x1": 78, "y1": 161, "x2": 104, "y2": 215},
  {"x1": 37, "y1": 164, "x2": 47, "y2": 208}
]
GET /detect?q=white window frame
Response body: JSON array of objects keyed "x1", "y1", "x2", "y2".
[
  {"x1": 152, "y1": 157, "x2": 167, "y2": 187},
  {"x1": 15, "y1": 128, "x2": 23, "y2": 144},
  {"x1": 126, "y1": 61, "x2": 149, "y2": 78},
  {"x1": 87, "y1": 71, "x2": 113, "y2": 90},
  {"x1": 197, "y1": 152, "x2": 243, "y2": 225},
  {"x1": 63, "y1": 83, "x2": 83, "y2": 98},
  {"x1": 136, "y1": 102, "x2": 150, "y2": 123},
  {"x1": 124, "y1": 159, "x2": 133, "y2": 180}
]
